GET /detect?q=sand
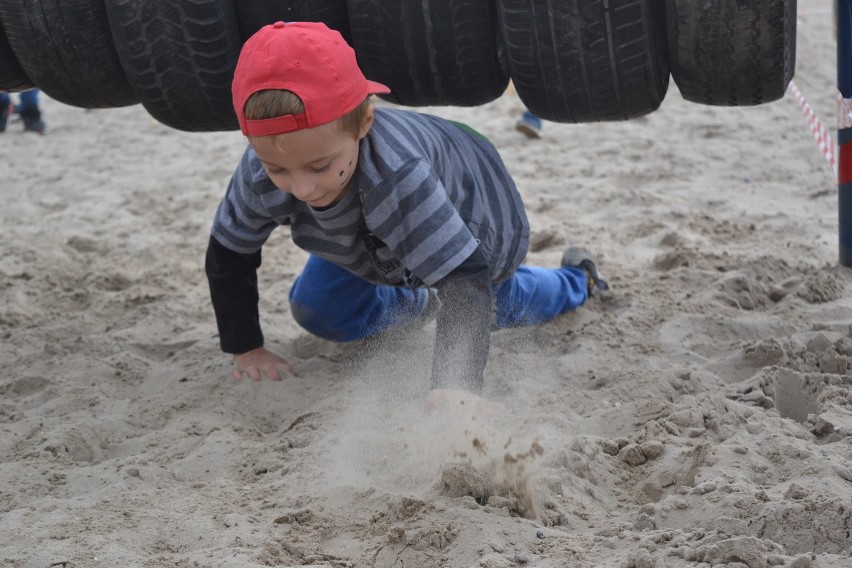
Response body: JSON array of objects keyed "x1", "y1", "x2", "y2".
[{"x1": 1, "y1": 2, "x2": 850, "y2": 566}]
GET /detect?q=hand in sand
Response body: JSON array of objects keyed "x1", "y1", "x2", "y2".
[{"x1": 232, "y1": 347, "x2": 295, "y2": 381}]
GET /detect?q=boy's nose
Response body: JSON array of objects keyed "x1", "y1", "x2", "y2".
[{"x1": 288, "y1": 178, "x2": 315, "y2": 200}]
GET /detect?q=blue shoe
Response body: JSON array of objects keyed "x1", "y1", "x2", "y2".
[
  {"x1": 20, "y1": 106, "x2": 46, "y2": 134},
  {"x1": 515, "y1": 110, "x2": 542, "y2": 139},
  {"x1": 562, "y1": 246, "x2": 609, "y2": 296}
]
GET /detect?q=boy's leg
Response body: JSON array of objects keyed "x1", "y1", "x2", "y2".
[
  {"x1": 289, "y1": 255, "x2": 429, "y2": 341},
  {"x1": 18, "y1": 88, "x2": 39, "y2": 110},
  {"x1": 492, "y1": 265, "x2": 589, "y2": 328},
  {"x1": 18, "y1": 89, "x2": 45, "y2": 133}
]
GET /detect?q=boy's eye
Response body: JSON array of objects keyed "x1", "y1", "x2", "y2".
[{"x1": 265, "y1": 163, "x2": 330, "y2": 175}]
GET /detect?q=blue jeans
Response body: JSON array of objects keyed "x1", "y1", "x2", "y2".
[
  {"x1": 289, "y1": 255, "x2": 588, "y2": 341},
  {"x1": 0, "y1": 89, "x2": 39, "y2": 111}
]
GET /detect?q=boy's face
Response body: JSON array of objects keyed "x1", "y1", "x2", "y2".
[{"x1": 251, "y1": 107, "x2": 373, "y2": 209}]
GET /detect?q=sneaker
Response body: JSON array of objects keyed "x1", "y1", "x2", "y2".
[
  {"x1": 20, "y1": 106, "x2": 46, "y2": 134},
  {"x1": 515, "y1": 110, "x2": 542, "y2": 139},
  {"x1": 561, "y1": 245, "x2": 609, "y2": 296}
]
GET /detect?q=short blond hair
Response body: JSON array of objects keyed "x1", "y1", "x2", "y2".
[{"x1": 243, "y1": 89, "x2": 370, "y2": 138}]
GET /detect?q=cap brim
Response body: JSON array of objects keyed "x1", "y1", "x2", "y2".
[{"x1": 366, "y1": 79, "x2": 391, "y2": 95}]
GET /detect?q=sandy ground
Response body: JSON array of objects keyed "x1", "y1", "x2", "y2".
[{"x1": 1, "y1": 2, "x2": 850, "y2": 567}]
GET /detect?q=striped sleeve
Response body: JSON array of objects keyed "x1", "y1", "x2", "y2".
[
  {"x1": 363, "y1": 158, "x2": 479, "y2": 285},
  {"x1": 210, "y1": 149, "x2": 279, "y2": 254}
]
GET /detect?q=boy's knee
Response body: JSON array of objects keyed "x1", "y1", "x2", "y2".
[
  {"x1": 291, "y1": 300, "x2": 331, "y2": 339},
  {"x1": 290, "y1": 300, "x2": 351, "y2": 342}
]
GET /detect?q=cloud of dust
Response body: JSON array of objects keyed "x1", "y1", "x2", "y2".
[{"x1": 319, "y1": 327, "x2": 547, "y2": 518}]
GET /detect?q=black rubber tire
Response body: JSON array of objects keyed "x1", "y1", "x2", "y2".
[
  {"x1": 0, "y1": 0, "x2": 136, "y2": 107},
  {"x1": 497, "y1": 0, "x2": 669, "y2": 123},
  {"x1": 346, "y1": 0, "x2": 509, "y2": 107},
  {"x1": 105, "y1": 0, "x2": 241, "y2": 131},
  {"x1": 234, "y1": 0, "x2": 350, "y2": 44},
  {"x1": 666, "y1": 0, "x2": 797, "y2": 106},
  {"x1": 0, "y1": 14, "x2": 34, "y2": 92}
]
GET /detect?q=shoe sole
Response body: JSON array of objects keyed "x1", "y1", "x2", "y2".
[{"x1": 515, "y1": 122, "x2": 541, "y2": 139}]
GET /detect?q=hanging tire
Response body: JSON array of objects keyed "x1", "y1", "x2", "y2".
[
  {"x1": 234, "y1": 0, "x2": 350, "y2": 44},
  {"x1": 497, "y1": 0, "x2": 669, "y2": 123},
  {"x1": 105, "y1": 0, "x2": 241, "y2": 131},
  {"x1": 346, "y1": 0, "x2": 509, "y2": 107},
  {"x1": 0, "y1": 0, "x2": 136, "y2": 107},
  {"x1": 0, "y1": 14, "x2": 33, "y2": 92},
  {"x1": 665, "y1": 0, "x2": 796, "y2": 106}
]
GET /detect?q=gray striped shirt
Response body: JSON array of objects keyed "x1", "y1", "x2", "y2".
[{"x1": 211, "y1": 108, "x2": 529, "y2": 287}]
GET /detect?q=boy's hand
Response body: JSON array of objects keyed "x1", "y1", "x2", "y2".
[{"x1": 232, "y1": 347, "x2": 295, "y2": 381}]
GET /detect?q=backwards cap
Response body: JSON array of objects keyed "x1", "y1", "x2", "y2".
[{"x1": 232, "y1": 21, "x2": 390, "y2": 136}]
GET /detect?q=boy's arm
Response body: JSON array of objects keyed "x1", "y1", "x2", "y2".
[
  {"x1": 431, "y1": 247, "x2": 493, "y2": 393},
  {"x1": 205, "y1": 235, "x2": 264, "y2": 354}
]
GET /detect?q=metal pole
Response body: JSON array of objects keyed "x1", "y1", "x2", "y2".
[{"x1": 838, "y1": 0, "x2": 852, "y2": 265}]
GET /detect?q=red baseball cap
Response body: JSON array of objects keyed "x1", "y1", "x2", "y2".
[{"x1": 232, "y1": 21, "x2": 390, "y2": 137}]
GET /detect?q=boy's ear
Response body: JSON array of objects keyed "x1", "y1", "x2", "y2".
[{"x1": 358, "y1": 104, "x2": 375, "y2": 139}]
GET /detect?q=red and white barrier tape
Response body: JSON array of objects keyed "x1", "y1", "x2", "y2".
[{"x1": 788, "y1": 80, "x2": 838, "y2": 177}]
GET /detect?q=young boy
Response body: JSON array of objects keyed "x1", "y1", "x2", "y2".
[{"x1": 206, "y1": 21, "x2": 607, "y2": 397}]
